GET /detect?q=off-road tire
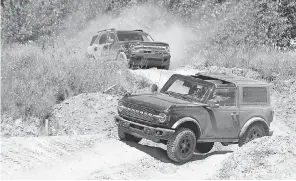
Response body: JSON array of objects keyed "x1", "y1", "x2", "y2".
[
  {"x1": 159, "y1": 139, "x2": 168, "y2": 145},
  {"x1": 167, "y1": 128, "x2": 196, "y2": 163},
  {"x1": 118, "y1": 126, "x2": 142, "y2": 143},
  {"x1": 238, "y1": 123, "x2": 266, "y2": 147},
  {"x1": 195, "y1": 142, "x2": 214, "y2": 154},
  {"x1": 164, "y1": 64, "x2": 170, "y2": 70}
]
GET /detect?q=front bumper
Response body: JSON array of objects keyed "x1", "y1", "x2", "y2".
[
  {"x1": 128, "y1": 52, "x2": 171, "y2": 67},
  {"x1": 114, "y1": 115, "x2": 175, "y2": 142}
]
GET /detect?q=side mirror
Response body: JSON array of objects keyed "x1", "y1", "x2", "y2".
[
  {"x1": 207, "y1": 99, "x2": 219, "y2": 108},
  {"x1": 151, "y1": 84, "x2": 158, "y2": 92}
]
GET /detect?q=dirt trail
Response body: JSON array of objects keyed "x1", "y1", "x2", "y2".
[
  {"x1": 1, "y1": 67, "x2": 295, "y2": 180},
  {"x1": 1, "y1": 68, "x2": 234, "y2": 180},
  {"x1": 1, "y1": 134, "x2": 234, "y2": 180}
]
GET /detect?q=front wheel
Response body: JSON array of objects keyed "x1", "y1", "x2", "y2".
[
  {"x1": 167, "y1": 128, "x2": 196, "y2": 163},
  {"x1": 116, "y1": 52, "x2": 130, "y2": 68},
  {"x1": 238, "y1": 123, "x2": 266, "y2": 147},
  {"x1": 163, "y1": 64, "x2": 170, "y2": 70}
]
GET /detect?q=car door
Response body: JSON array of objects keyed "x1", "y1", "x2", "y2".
[
  {"x1": 206, "y1": 87, "x2": 240, "y2": 139},
  {"x1": 105, "y1": 32, "x2": 117, "y2": 60},
  {"x1": 86, "y1": 35, "x2": 98, "y2": 57},
  {"x1": 93, "y1": 32, "x2": 108, "y2": 59}
]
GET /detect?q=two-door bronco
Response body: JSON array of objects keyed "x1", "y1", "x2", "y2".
[{"x1": 115, "y1": 72, "x2": 274, "y2": 163}]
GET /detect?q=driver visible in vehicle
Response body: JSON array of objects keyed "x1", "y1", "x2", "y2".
[
  {"x1": 190, "y1": 85, "x2": 207, "y2": 99},
  {"x1": 210, "y1": 90, "x2": 232, "y2": 106}
]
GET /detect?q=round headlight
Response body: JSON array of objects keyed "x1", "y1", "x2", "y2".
[
  {"x1": 158, "y1": 113, "x2": 167, "y2": 123},
  {"x1": 118, "y1": 102, "x2": 125, "y2": 112}
]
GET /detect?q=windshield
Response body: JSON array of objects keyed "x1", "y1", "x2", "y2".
[
  {"x1": 117, "y1": 31, "x2": 153, "y2": 42},
  {"x1": 161, "y1": 76, "x2": 211, "y2": 103}
]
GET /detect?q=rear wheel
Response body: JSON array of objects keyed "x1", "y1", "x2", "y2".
[
  {"x1": 239, "y1": 123, "x2": 266, "y2": 147},
  {"x1": 167, "y1": 128, "x2": 196, "y2": 163},
  {"x1": 116, "y1": 52, "x2": 130, "y2": 68},
  {"x1": 118, "y1": 126, "x2": 142, "y2": 143},
  {"x1": 195, "y1": 142, "x2": 214, "y2": 154}
]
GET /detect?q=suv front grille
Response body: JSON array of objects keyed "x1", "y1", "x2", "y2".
[
  {"x1": 134, "y1": 45, "x2": 166, "y2": 50},
  {"x1": 120, "y1": 102, "x2": 159, "y2": 123}
]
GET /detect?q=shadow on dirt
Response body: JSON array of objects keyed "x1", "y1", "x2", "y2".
[{"x1": 125, "y1": 141, "x2": 233, "y2": 165}]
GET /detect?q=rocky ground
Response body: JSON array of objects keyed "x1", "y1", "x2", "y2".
[{"x1": 1, "y1": 67, "x2": 296, "y2": 179}]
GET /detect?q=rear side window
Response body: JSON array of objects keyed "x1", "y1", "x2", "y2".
[{"x1": 243, "y1": 87, "x2": 267, "y2": 103}]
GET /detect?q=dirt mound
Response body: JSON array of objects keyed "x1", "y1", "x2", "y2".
[
  {"x1": 213, "y1": 135, "x2": 296, "y2": 179},
  {"x1": 48, "y1": 93, "x2": 120, "y2": 137}
]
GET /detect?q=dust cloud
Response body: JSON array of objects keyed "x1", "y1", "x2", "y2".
[{"x1": 78, "y1": 4, "x2": 199, "y2": 69}]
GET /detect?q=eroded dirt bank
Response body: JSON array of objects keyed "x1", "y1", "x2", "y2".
[{"x1": 1, "y1": 67, "x2": 296, "y2": 179}]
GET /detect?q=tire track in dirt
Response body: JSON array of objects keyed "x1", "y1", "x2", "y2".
[{"x1": 2, "y1": 137, "x2": 233, "y2": 180}]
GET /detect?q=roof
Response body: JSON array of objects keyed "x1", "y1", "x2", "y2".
[
  {"x1": 192, "y1": 72, "x2": 271, "y2": 87},
  {"x1": 97, "y1": 29, "x2": 146, "y2": 34}
]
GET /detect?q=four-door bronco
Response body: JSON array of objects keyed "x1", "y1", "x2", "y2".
[
  {"x1": 86, "y1": 28, "x2": 171, "y2": 69},
  {"x1": 114, "y1": 72, "x2": 274, "y2": 163}
]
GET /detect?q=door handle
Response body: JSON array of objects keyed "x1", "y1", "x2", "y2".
[
  {"x1": 94, "y1": 47, "x2": 97, "y2": 51},
  {"x1": 231, "y1": 112, "x2": 239, "y2": 122}
]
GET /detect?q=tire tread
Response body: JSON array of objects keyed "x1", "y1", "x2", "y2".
[{"x1": 167, "y1": 128, "x2": 196, "y2": 163}]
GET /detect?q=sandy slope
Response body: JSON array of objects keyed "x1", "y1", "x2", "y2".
[
  {"x1": 1, "y1": 67, "x2": 295, "y2": 180},
  {"x1": 1, "y1": 135, "x2": 234, "y2": 180}
]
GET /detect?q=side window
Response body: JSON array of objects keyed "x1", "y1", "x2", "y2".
[
  {"x1": 99, "y1": 33, "x2": 107, "y2": 44},
  {"x1": 107, "y1": 33, "x2": 116, "y2": 42},
  {"x1": 243, "y1": 87, "x2": 267, "y2": 103},
  {"x1": 90, "y1": 35, "x2": 98, "y2": 46},
  {"x1": 210, "y1": 88, "x2": 236, "y2": 106}
]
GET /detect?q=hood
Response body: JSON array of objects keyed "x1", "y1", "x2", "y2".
[
  {"x1": 119, "y1": 41, "x2": 169, "y2": 50},
  {"x1": 121, "y1": 93, "x2": 207, "y2": 111}
]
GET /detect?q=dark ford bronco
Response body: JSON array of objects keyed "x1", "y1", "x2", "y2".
[
  {"x1": 114, "y1": 72, "x2": 274, "y2": 163},
  {"x1": 86, "y1": 28, "x2": 171, "y2": 69}
]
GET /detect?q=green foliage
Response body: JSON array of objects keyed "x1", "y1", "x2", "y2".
[
  {"x1": 1, "y1": 0, "x2": 111, "y2": 43},
  {"x1": 2, "y1": 0, "x2": 295, "y2": 46},
  {"x1": 1, "y1": 0, "x2": 296, "y2": 122},
  {"x1": 0, "y1": 42, "x2": 146, "y2": 120}
]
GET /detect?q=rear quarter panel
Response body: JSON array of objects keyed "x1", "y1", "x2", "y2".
[
  {"x1": 238, "y1": 85, "x2": 273, "y2": 132},
  {"x1": 238, "y1": 105, "x2": 273, "y2": 132}
]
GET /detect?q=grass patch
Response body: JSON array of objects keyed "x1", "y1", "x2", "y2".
[{"x1": 1, "y1": 42, "x2": 149, "y2": 121}]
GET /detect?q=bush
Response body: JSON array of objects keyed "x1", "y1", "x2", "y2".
[
  {"x1": 0, "y1": 42, "x2": 146, "y2": 120},
  {"x1": 1, "y1": 0, "x2": 296, "y2": 128}
]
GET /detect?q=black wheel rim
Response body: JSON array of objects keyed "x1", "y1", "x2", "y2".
[
  {"x1": 247, "y1": 128, "x2": 262, "y2": 142},
  {"x1": 178, "y1": 136, "x2": 193, "y2": 158}
]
